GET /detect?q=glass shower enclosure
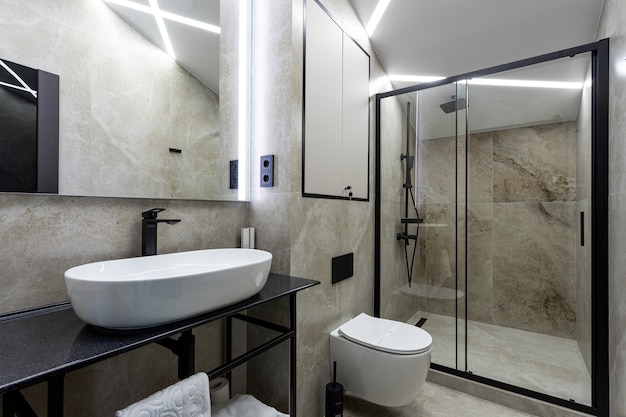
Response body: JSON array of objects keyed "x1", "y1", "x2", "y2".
[{"x1": 374, "y1": 40, "x2": 608, "y2": 417}]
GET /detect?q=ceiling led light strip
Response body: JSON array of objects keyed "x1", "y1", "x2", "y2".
[
  {"x1": 389, "y1": 75, "x2": 445, "y2": 83},
  {"x1": 149, "y1": 0, "x2": 176, "y2": 59},
  {"x1": 367, "y1": 0, "x2": 391, "y2": 37},
  {"x1": 389, "y1": 74, "x2": 583, "y2": 89},
  {"x1": 468, "y1": 78, "x2": 583, "y2": 89},
  {"x1": 0, "y1": 60, "x2": 37, "y2": 98}
]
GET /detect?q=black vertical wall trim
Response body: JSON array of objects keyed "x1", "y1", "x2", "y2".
[
  {"x1": 301, "y1": 0, "x2": 308, "y2": 197},
  {"x1": 457, "y1": 82, "x2": 470, "y2": 371},
  {"x1": 591, "y1": 37, "x2": 610, "y2": 417},
  {"x1": 374, "y1": 93, "x2": 382, "y2": 317}
]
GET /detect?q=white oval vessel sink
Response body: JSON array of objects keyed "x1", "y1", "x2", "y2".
[{"x1": 64, "y1": 249, "x2": 272, "y2": 329}]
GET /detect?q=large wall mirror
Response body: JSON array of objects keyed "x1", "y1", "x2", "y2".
[{"x1": 0, "y1": 0, "x2": 249, "y2": 201}]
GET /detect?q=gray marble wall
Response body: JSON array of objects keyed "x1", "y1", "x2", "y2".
[
  {"x1": 379, "y1": 96, "x2": 420, "y2": 323},
  {"x1": 594, "y1": 1, "x2": 626, "y2": 415},
  {"x1": 246, "y1": 0, "x2": 389, "y2": 415},
  {"x1": 415, "y1": 122, "x2": 578, "y2": 339}
]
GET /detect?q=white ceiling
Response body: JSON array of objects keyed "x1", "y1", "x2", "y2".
[
  {"x1": 105, "y1": 0, "x2": 605, "y2": 135},
  {"x1": 349, "y1": 0, "x2": 604, "y2": 81},
  {"x1": 348, "y1": 0, "x2": 604, "y2": 137}
]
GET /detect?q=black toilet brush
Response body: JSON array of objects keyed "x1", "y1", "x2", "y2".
[{"x1": 325, "y1": 361, "x2": 343, "y2": 417}]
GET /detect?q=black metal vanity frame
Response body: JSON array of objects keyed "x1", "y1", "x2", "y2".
[{"x1": 0, "y1": 273, "x2": 319, "y2": 417}]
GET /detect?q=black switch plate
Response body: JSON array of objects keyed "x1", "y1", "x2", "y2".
[
  {"x1": 229, "y1": 160, "x2": 238, "y2": 189},
  {"x1": 260, "y1": 155, "x2": 274, "y2": 187},
  {"x1": 332, "y1": 253, "x2": 353, "y2": 284}
]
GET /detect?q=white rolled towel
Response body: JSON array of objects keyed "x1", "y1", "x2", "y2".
[
  {"x1": 211, "y1": 394, "x2": 288, "y2": 417},
  {"x1": 115, "y1": 372, "x2": 211, "y2": 417}
]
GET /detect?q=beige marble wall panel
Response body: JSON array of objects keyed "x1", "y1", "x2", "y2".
[
  {"x1": 469, "y1": 132, "x2": 495, "y2": 203},
  {"x1": 288, "y1": 1, "x2": 383, "y2": 415},
  {"x1": 378, "y1": 92, "x2": 418, "y2": 322},
  {"x1": 0, "y1": 194, "x2": 247, "y2": 314},
  {"x1": 493, "y1": 122, "x2": 576, "y2": 203},
  {"x1": 414, "y1": 122, "x2": 578, "y2": 339},
  {"x1": 467, "y1": 203, "x2": 494, "y2": 323},
  {"x1": 244, "y1": 0, "x2": 383, "y2": 415},
  {"x1": 418, "y1": 137, "x2": 456, "y2": 204},
  {"x1": 417, "y1": 204, "x2": 457, "y2": 313},
  {"x1": 595, "y1": 0, "x2": 626, "y2": 413},
  {"x1": 492, "y1": 202, "x2": 576, "y2": 338}
]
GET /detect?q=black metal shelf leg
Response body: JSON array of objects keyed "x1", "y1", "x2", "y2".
[
  {"x1": 47, "y1": 375, "x2": 64, "y2": 417},
  {"x1": 177, "y1": 331, "x2": 195, "y2": 379},
  {"x1": 289, "y1": 293, "x2": 297, "y2": 417}
]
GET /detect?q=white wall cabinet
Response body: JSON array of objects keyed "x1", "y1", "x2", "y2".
[{"x1": 303, "y1": 0, "x2": 370, "y2": 200}]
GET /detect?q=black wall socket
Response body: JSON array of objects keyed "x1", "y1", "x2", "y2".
[
  {"x1": 260, "y1": 155, "x2": 274, "y2": 187},
  {"x1": 229, "y1": 160, "x2": 238, "y2": 189}
]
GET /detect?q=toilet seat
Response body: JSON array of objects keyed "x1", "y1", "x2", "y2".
[{"x1": 338, "y1": 313, "x2": 432, "y2": 355}]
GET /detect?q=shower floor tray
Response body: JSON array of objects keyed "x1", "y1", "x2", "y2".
[{"x1": 410, "y1": 312, "x2": 592, "y2": 405}]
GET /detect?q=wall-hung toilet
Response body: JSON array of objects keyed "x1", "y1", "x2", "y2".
[{"x1": 329, "y1": 313, "x2": 432, "y2": 407}]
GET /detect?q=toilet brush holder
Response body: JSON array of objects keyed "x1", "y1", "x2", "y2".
[{"x1": 325, "y1": 361, "x2": 343, "y2": 417}]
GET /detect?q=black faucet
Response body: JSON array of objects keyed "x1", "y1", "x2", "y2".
[{"x1": 141, "y1": 208, "x2": 181, "y2": 256}]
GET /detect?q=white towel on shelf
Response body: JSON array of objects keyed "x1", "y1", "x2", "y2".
[
  {"x1": 115, "y1": 372, "x2": 211, "y2": 417},
  {"x1": 211, "y1": 394, "x2": 288, "y2": 417}
]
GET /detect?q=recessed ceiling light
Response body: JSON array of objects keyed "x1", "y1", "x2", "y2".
[{"x1": 366, "y1": 0, "x2": 391, "y2": 37}]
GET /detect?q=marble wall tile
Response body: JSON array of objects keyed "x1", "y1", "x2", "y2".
[
  {"x1": 245, "y1": 1, "x2": 386, "y2": 416},
  {"x1": 418, "y1": 137, "x2": 456, "y2": 205},
  {"x1": 467, "y1": 203, "x2": 494, "y2": 323},
  {"x1": 594, "y1": 1, "x2": 626, "y2": 413},
  {"x1": 492, "y1": 202, "x2": 576, "y2": 338},
  {"x1": 493, "y1": 123, "x2": 577, "y2": 203},
  {"x1": 469, "y1": 131, "x2": 495, "y2": 203},
  {"x1": 409, "y1": 122, "x2": 578, "y2": 339}
]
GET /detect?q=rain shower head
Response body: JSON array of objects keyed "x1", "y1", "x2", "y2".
[{"x1": 439, "y1": 96, "x2": 467, "y2": 114}]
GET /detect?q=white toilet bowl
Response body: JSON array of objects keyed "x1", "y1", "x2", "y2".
[{"x1": 329, "y1": 313, "x2": 432, "y2": 407}]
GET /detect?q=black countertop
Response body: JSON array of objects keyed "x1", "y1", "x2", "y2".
[{"x1": 0, "y1": 273, "x2": 319, "y2": 394}]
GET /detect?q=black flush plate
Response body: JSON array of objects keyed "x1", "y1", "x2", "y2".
[{"x1": 332, "y1": 253, "x2": 353, "y2": 284}]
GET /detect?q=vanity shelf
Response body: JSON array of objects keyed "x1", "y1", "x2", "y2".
[{"x1": 0, "y1": 273, "x2": 319, "y2": 417}]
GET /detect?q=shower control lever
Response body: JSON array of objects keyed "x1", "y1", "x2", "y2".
[{"x1": 397, "y1": 232, "x2": 417, "y2": 243}]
